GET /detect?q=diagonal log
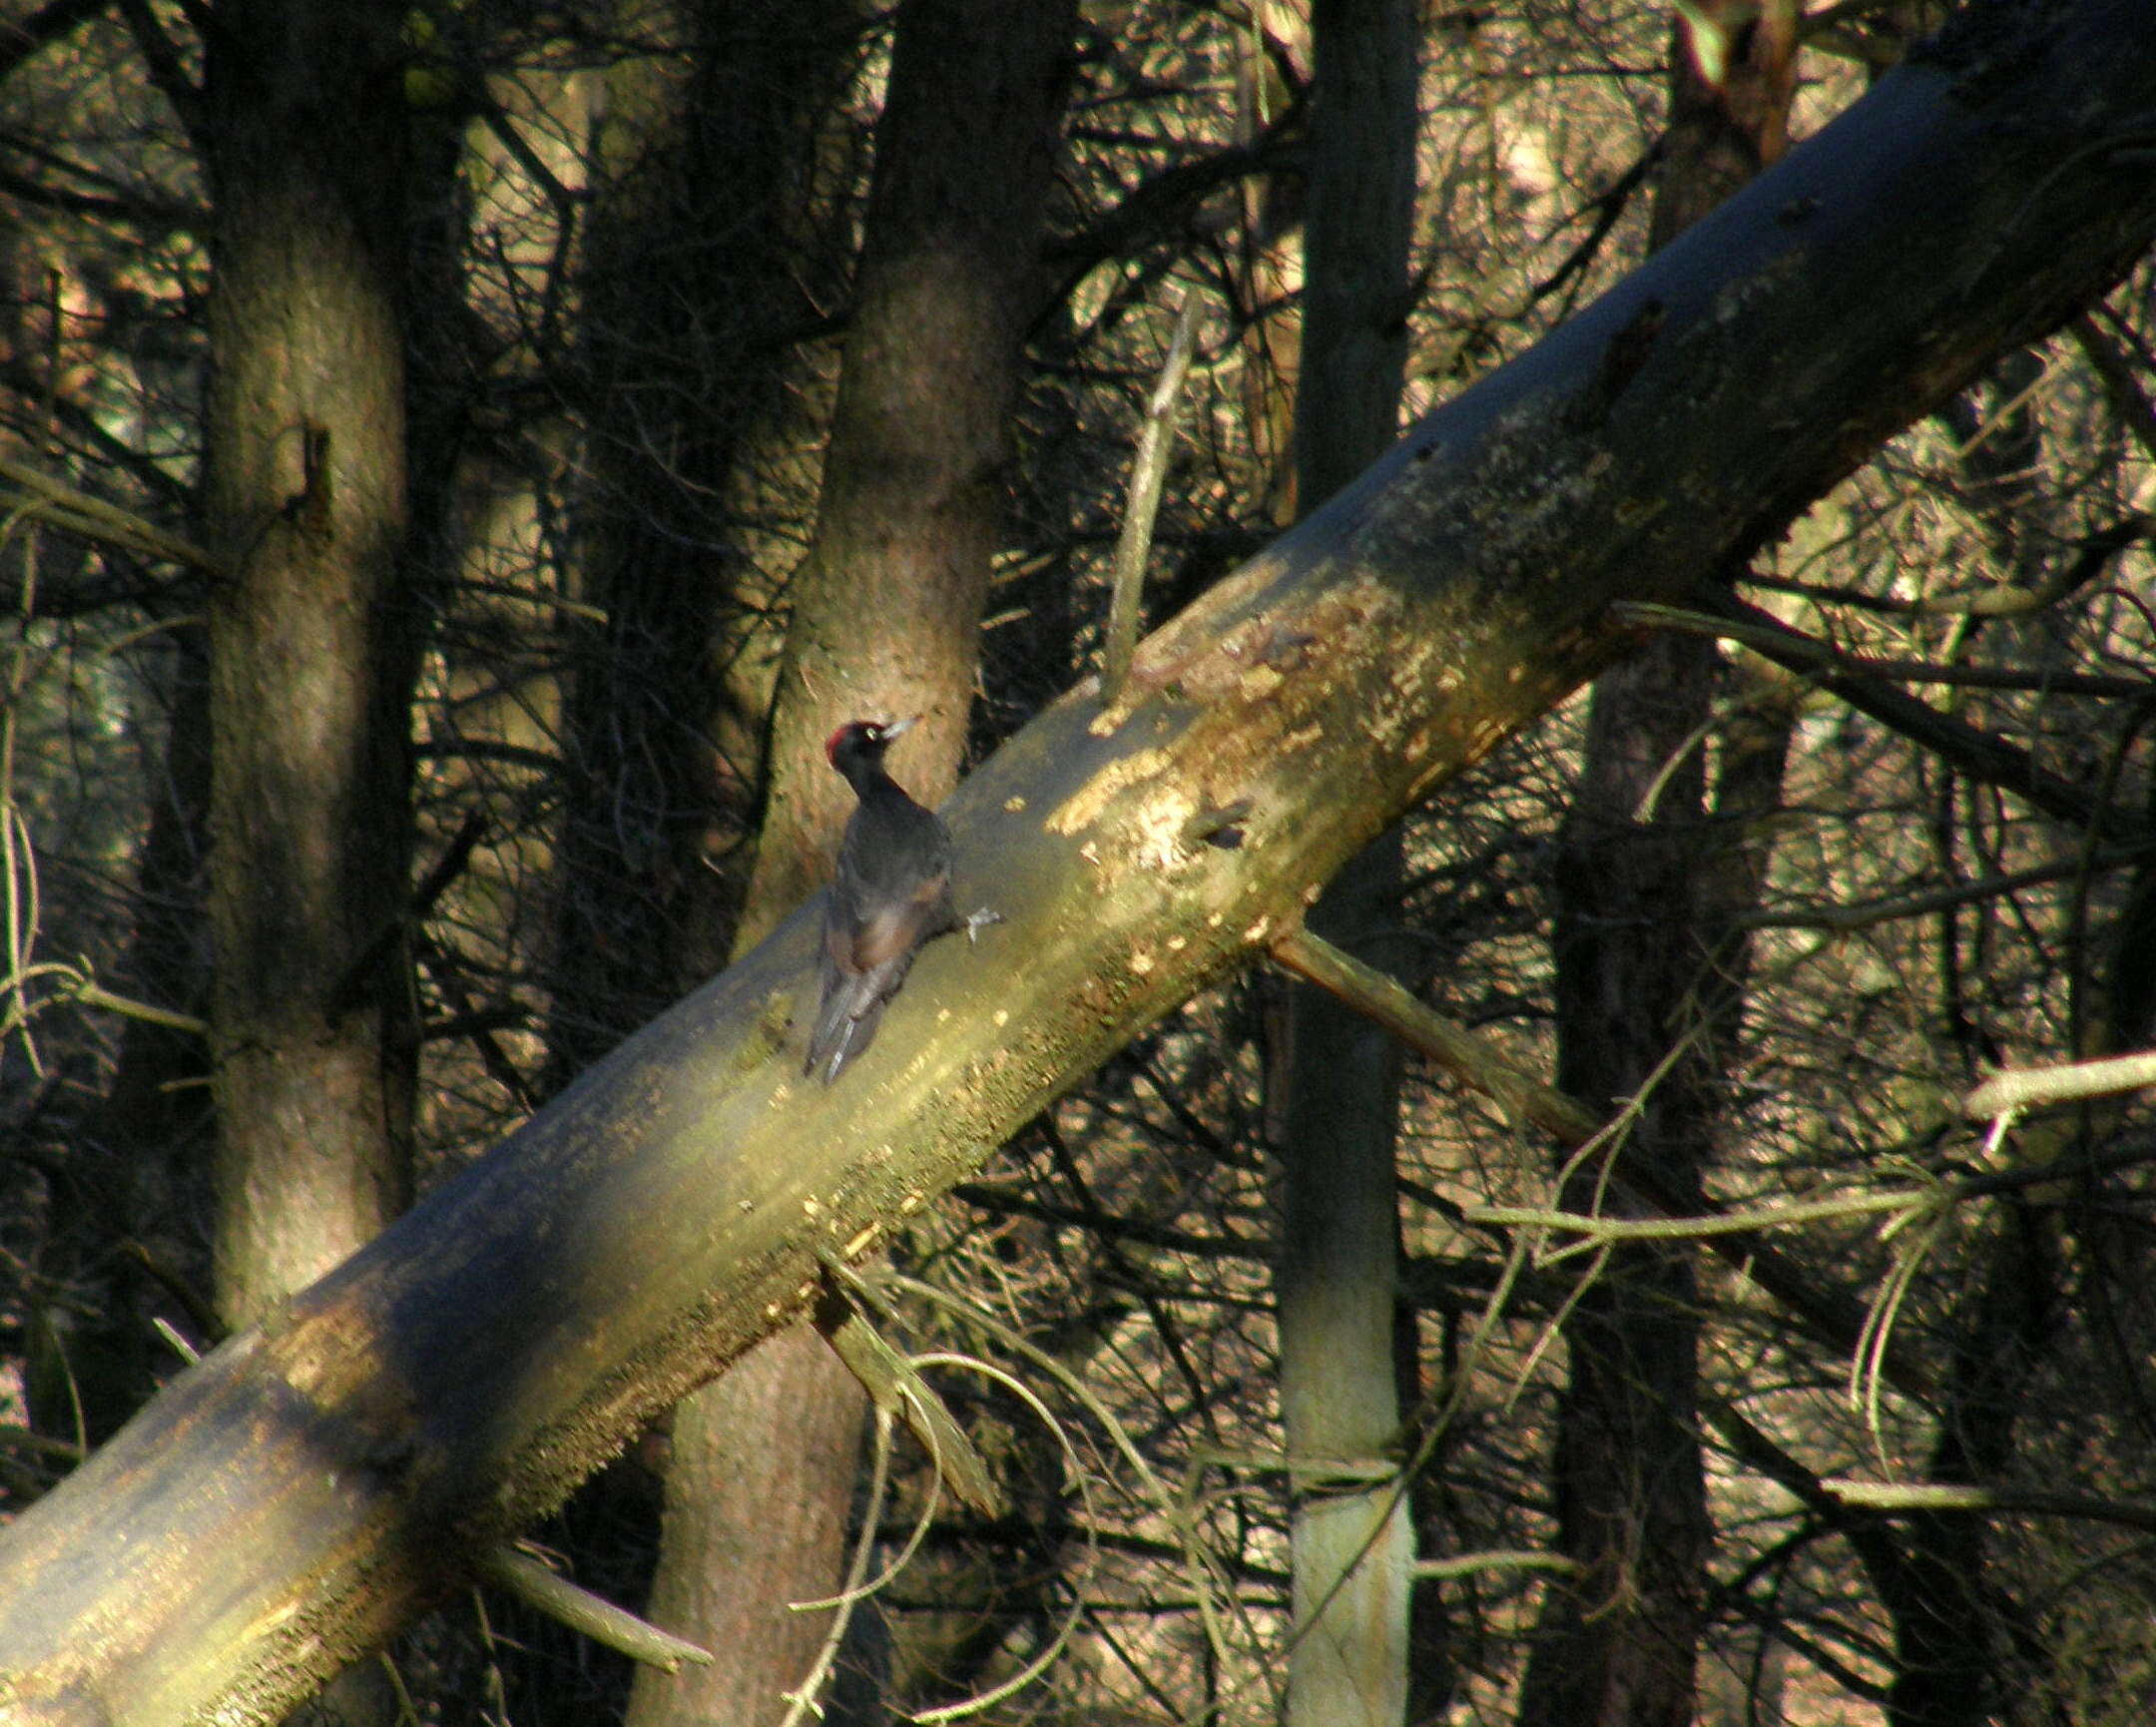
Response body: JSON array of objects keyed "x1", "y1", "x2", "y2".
[{"x1": 2, "y1": 3, "x2": 2154, "y2": 1720}]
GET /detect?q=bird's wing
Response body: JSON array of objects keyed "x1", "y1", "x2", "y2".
[
  {"x1": 843, "y1": 866, "x2": 954, "y2": 972},
  {"x1": 827, "y1": 797, "x2": 954, "y2": 970},
  {"x1": 809, "y1": 865, "x2": 934, "y2": 1078},
  {"x1": 808, "y1": 796, "x2": 958, "y2": 1083}
]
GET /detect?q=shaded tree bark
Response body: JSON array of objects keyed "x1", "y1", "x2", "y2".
[
  {"x1": 521, "y1": 10, "x2": 868, "y2": 1720},
  {"x1": 547, "y1": 0, "x2": 865, "y2": 1084},
  {"x1": 200, "y1": 0, "x2": 417, "y2": 1348},
  {"x1": 1272, "y1": 1, "x2": 1421, "y2": 1723},
  {"x1": 626, "y1": 4, "x2": 1075, "y2": 1722},
  {"x1": 1231, "y1": 2, "x2": 1309, "y2": 528},
  {"x1": 29, "y1": 628, "x2": 214, "y2": 1451},
  {"x1": 197, "y1": 11, "x2": 424, "y2": 1720},
  {"x1": 1518, "y1": 7, "x2": 1798, "y2": 1724},
  {"x1": 1879, "y1": 1205, "x2": 2055, "y2": 1727},
  {"x1": 0, "y1": 6, "x2": 2149, "y2": 1719}
]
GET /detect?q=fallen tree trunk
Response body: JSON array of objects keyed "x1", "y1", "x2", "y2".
[{"x1": 3, "y1": 2, "x2": 2154, "y2": 1720}]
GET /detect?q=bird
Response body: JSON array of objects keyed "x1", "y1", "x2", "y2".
[{"x1": 806, "y1": 716, "x2": 996, "y2": 1084}]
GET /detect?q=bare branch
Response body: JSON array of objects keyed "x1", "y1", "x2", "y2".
[
  {"x1": 477, "y1": 1547, "x2": 714, "y2": 1674},
  {"x1": 1102, "y1": 292, "x2": 1202, "y2": 707},
  {"x1": 1963, "y1": 1049, "x2": 2156, "y2": 1120}
]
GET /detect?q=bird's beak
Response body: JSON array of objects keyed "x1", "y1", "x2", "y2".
[{"x1": 883, "y1": 714, "x2": 921, "y2": 741}]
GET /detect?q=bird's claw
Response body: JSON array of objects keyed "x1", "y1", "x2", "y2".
[{"x1": 962, "y1": 906, "x2": 1003, "y2": 945}]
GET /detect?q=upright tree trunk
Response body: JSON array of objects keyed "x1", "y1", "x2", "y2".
[
  {"x1": 547, "y1": 0, "x2": 862, "y2": 1085},
  {"x1": 1232, "y1": 3, "x2": 1309, "y2": 528},
  {"x1": 31, "y1": 629, "x2": 214, "y2": 1450},
  {"x1": 1518, "y1": 7, "x2": 1799, "y2": 1725},
  {"x1": 1875, "y1": 1211, "x2": 2052, "y2": 1727},
  {"x1": 201, "y1": 0, "x2": 416, "y2": 1350},
  {"x1": 626, "y1": 5, "x2": 1074, "y2": 1721},
  {"x1": 199, "y1": 10, "x2": 421, "y2": 1719},
  {"x1": 1272, "y1": 1, "x2": 1422, "y2": 1724},
  {"x1": 527, "y1": 9, "x2": 865, "y2": 1719}
]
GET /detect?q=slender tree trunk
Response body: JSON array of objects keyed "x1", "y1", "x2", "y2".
[
  {"x1": 627, "y1": 5, "x2": 1074, "y2": 1721},
  {"x1": 29, "y1": 628, "x2": 214, "y2": 1450},
  {"x1": 1881, "y1": 1208, "x2": 2054, "y2": 1727},
  {"x1": 1518, "y1": 7, "x2": 1799, "y2": 1725},
  {"x1": 1273, "y1": 1, "x2": 1421, "y2": 1723},
  {"x1": 1232, "y1": 4, "x2": 1308, "y2": 528}
]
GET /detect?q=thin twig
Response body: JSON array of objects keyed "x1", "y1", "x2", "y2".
[
  {"x1": 1270, "y1": 923, "x2": 1599, "y2": 1143},
  {"x1": 1614, "y1": 599, "x2": 2156, "y2": 698},
  {"x1": 1464, "y1": 1185, "x2": 1937, "y2": 1241},
  {"x1": 1273, "y1": 922, "x2": 1938, "y2": 1402},
  {"x1": 69, "y1": 974, "x2": 209, "y2": 1037},
  {"x1": 1411, "y1": 1549, "x2": 1584, "y2": 1581},
  {"x1": 1738, "y1": 840, "x2": 2156, "y2": 932}
]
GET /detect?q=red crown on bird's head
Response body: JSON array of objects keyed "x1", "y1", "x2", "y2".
[{"x1": 824, "y1": 715, "x2": 917, "y2": 764}]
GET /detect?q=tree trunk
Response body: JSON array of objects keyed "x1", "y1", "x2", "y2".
[
  {"x1": 1518, "y1": 7, "x2": 1797, "y2": 1724},
  {"x1": 30, "y1": 627, "x2": 214, "y2": 1450},
  {"x1": 526, "y1": 10, "x2": 865, "y2": 1718},
  {"x1": 1231, "y1": 3, "x2": 1308, "y2": 528},
  {"x1": 627, "y1": 4, "x2": 1075, "y2": 1722},
  {"x1": 197, "y1": 13, "x2": 421, "y2": 1721},
  {"x1": 0, "y1": 7, "x2": 2149, "y2": 1718},
  {"x1": 200, "y1": 0, "x2": 417, "y2": 1350},
  {"x1": 546, "y1": 0, "x2": 863, "y2": 1087},
  {"x1": 1273, "y1": 1, "x2": 1421, "y2": 1724},
  {"x1": 1884, "y1": 1206, "x2": 2054, "y2": 1727}
]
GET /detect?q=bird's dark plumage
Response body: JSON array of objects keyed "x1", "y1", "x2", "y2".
[{"x1": 807, "y1": 717, "x2": 969, "y2": 1084}]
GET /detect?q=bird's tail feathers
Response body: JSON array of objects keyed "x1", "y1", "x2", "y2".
[{"x1": 806, "y1": 961, "x2": 906, "y2": 1084}]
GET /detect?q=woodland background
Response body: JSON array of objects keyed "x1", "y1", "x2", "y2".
[{"x1": 2, "y1": 1, "x2": 2155, "y2": 1725}]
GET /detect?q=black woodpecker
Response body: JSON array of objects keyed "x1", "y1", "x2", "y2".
[{"x1": 806, "y1": 717, "x2": 994, "y2": 1084}]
